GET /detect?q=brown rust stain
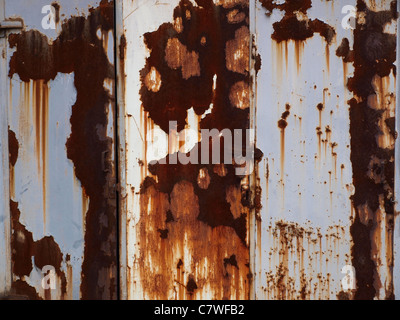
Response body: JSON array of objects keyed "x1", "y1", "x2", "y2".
[
  {"x1": 10, "y1": 200, "x2": 34, "y2": 279},
  {"x1": 278, "y1": 104, "x2": 290, "y2": 183},
  {"x1": 8, "y1": 129, "x2": 19, "y2": 167},
  {"x1": 10, "y1": 200, "x2": 68, "y2": 300},
  {"x1": 30, "y1": 79, "x2": 49, "y2": 229},
  {"x1": 259, "y1": 0, "x2": 335, "y2": 44},
  {"x1": 139, "y1": 180, "x2": 250, "y2": 299},
  {"x1": 336, "y1": 0, "x2": 397, "y2": 300},
  {"x1": 8, "y1": 129, "x2": 19, "y2": 198},
  {"x1": 10, "y1": 280, "x2": 42, "y2": 300},
  {"x1": 165, "y1": 38, "x2": 201, "y2": 80},
  {"x1": 8, "y1": 0, "x2": 117, "y2": 299},
  {"x1": 137, "y1": 0, "x2": 256, "y2": 299},
  {"x1": 51, "y1": 2, "x2": 61, "y2": 26},
  {"x1": 260, "y1": 0, "x2": 335, "y2": 73}
]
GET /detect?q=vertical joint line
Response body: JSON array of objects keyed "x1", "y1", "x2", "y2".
[{"x1": 113, "y1": 0, "x2": 121, "y2": 301}]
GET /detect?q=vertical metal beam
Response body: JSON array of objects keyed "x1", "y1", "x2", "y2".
[
  {"x1": 115, "y1": 0, "x2": 127, "y2": 300},
  {"x1": 0, "y1": 0, "x2": 11, "y2": 295},
  {"x1": 249, "y1": 0, "x2": 257, "y2": 301}
]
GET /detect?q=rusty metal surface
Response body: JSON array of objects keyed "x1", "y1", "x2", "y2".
[
  {"x1": 119, "y1": 0, "x2": 253, "y2": 300},
  {"x1": 3, "y1": 0, "x2": 117, "y2": 299},
  {"x1": 0, "y1": 0, "x2": 398, "y2": 300},
  {"x1": 255, "y1": 0, "x2": 397, "y2": 300}
]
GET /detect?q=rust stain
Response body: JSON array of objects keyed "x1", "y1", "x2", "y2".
[
  {"x1": 51, "y1": 2, "x2": 61, "y2": 26},
  {"x1": 10, "y1": 200, "x2": 68, "y2": 300},
  {"x1": 31, "y1": 79, "x2": 49, "y2": 230},
  {"x1": 260, "y1": 0, "x2": 335, "y2": 73},
  {"x1": 10, "y1": 200, "x2": 34, "y2": 279},
  {"x1": 165, "y1": 38, "x2": 201, "y2": 80},
  {"x1": 139, "y1": 180, "x2": 250, "y2": 299},
  {"x1": 8, "y1": 129, "x2": 19, "y2": 199},
  {"x1": 278, "y1": 104, "x2": 290, "y2": 183},
  {"x1": 259, "y1": 0, "x2": 335, "y2": 44},
  {"x1": 137, "y1": 0, "x2": 257, "y2": 299},
  {"x1": 336, "y1": 0, "x2": 397, "y2": 300},
  {"x1": 10, "y1": 280, "x2": 42, "y2": 300},
  {"x1": 264, "y1": 221, "x2": 347, "y2": 300},
  {"x1": 8, "y1": 0, "x2": 117, "y2": 299}
]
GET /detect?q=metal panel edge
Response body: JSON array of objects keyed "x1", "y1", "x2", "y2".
[
  {"x1": 0, "y1": 0, "x2": 11, "y2": 295},
  {"x1": 115, "y1": 0, "x2": 127, "y2": 301}
]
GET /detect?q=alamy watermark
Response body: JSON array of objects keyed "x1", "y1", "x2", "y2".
[
  {"x1": 41, "y1": 265, "x2": 56, "y2": 290},
  {"x1": 147, "y1": 121, "x2": 255, "y2": 176},
  {"x1": 41, "y1": 5, "x2": 56, "y2": 30},
  {"x1": 341, "y1": 265, "x2": 356, "y2": 291},
  {"x1": 341, "y1": 5, "x2": 357, "y2": 30}
]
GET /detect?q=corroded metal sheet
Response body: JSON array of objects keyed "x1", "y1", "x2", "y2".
[
  {"x1": 0, "y1": 0, "x2": 398, "y2": 301},
  {"x1": 255, "y1": 0, "x2": 397, "y2": 300},
  {"x1": 3, "y1": 0, "x2": 117, "y2": 299},
  {"x1": 119, "y1": 0, "x2": 254, "y2": 300}
]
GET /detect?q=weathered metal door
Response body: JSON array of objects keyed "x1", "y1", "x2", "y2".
[{"x1": 1, "y1": 0, "x2": 118, "y2": 300}]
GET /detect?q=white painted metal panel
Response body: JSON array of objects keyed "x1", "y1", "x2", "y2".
[
  {"x1": 4, "y1": 0, "x2": 116, "y2": 300},
  {"x1": 254, "y1": 0, "x2": 397, "y2": 300}
]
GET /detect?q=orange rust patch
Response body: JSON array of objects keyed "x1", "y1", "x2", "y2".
[
  {"x1": 229, "y1": 81, "x2": 250, "y2": 109},
  {"x1": 227, "y1": 9, "x2": 246, "y2": 24},
  {"x1": 138, "y1": 181, "x2": 250, "y2": 299},
  {"x1": 165, "y1": 38, "x2": 201, "y2": 80},
  {"x1": 197, "y1": 168, "x2": 211, "y2": 189},
  {"x1": 136, "y1": 0, "x2": 256, "y2": 299},
  {"x1": 144, "y1": 67, "x2": 162, "y2": 92},
  {"x1": 226, "y1": 26, "x2": 250, "y2": 75}
]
